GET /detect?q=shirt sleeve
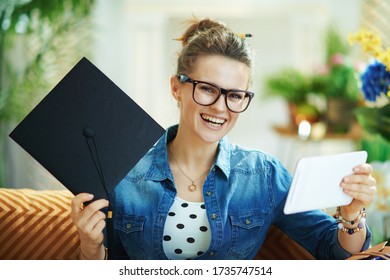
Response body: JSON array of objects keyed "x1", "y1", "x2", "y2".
[{"x1": 268, "y1": 157, "x2": 372, "y2": 260}]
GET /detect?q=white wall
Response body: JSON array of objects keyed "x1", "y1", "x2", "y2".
[{"x1": 90, "y1": 0, "x2": 362, "y2": 159}]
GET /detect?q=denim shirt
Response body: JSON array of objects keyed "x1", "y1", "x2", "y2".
[{"x1": 109, "y1": 125, "x2": 371, "y2": 260}]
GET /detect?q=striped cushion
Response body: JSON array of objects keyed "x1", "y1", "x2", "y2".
[
  {"x1": 255, "y1": 225, "x2": 315, "y2": 259},
  {"x1": 0, "y1": 188, "x2": 79, "y2": 260},
  {"x1": 0, "y1": 188, "x2": 314, "y2": 260}
]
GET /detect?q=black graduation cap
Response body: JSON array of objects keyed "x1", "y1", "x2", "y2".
[
  {"x1": 10, "y1": 57, "x2": 165, "y2": 259},
  {"x1": 9, "y1": 56, "x2": 165, "y2": 205}
]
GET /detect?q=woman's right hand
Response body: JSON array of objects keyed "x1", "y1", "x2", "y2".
[{"x1": 70, "y1": 193, "x2": 109, "y2": 259}]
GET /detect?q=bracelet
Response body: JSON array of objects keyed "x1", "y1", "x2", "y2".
[
  {"x1": 335, "y1": 207, "x2": 366, "y2": 235},
  {"x1": 78, "y1": 247, "x2": 108, "y2": 260},
  {"x1": 338, "y1": 222, "x2": 365, "y2": 235},
  {"x1": 335, "y1": 207, "x2": 366, "y2": 225},
  {"x1": 78, "y1": 247, "x2": 88, "y2": 260}
]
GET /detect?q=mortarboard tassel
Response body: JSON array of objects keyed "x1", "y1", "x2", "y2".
[{"x1": 83, "y1": 127, "x2": 114, "y2": 260}]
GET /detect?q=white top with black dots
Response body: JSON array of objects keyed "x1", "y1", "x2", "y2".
[{"x1": 162, "y1": 196, "x2": 211, "y2": 260}]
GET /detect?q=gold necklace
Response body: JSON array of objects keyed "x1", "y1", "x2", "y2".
[{"x1": 169, "y1": 143, "x2": 209, "y2": 192}]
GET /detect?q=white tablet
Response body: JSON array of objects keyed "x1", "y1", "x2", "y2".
[{"x1": 283, "y1": 151, "x2": 367, "y2": 215}]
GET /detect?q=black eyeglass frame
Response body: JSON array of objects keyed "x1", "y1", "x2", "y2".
[{"x1": 178, "y1": 74, "x2": 254, "y2": 113}]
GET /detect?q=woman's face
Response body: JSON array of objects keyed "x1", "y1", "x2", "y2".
[{"x1": 172, "y1": 55, "x2": 251, "y2": 145}]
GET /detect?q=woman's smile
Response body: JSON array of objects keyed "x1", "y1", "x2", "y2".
[{"x1": 200, "y1": 113, "x2": 226, "y2": 128}]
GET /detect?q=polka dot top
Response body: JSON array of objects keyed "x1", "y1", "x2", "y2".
[{"x1": 162, "y1": 196, "x2": 211, "y2": 260}]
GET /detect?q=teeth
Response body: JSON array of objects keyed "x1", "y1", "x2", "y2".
[
  {"x1": 201, "y1": 114, "x2": 225, "y2": 126},
  {"x1": 209, "y1": 122, "x2": 222, "y2": 127}
]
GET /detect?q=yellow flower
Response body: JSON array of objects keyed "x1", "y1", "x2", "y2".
[
  {"x1": 349, "y1": 29, "x2": 390, "y2": 69},
  {"x1": 382, "y1": 49, "x2": 390, "y2": 69},
  {"x1": 373, "y1": 48, "x2": 382, "y2": 59},
  {"x1": 348, "y1": 34, "x2": 355, "y2": 46}
]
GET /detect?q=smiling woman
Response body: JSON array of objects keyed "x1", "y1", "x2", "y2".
[{"x1": 70, "y1": 16, "x2": 377, "y2": 260}]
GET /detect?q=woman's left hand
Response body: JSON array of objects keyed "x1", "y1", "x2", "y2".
[{"x1": 340, "y1": 163, "x2": 377, "y2": 219}]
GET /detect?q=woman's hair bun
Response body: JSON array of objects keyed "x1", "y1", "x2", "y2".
[
  {"x1": 176, "y1": 16, "x2": 253, "y2": 81},
  {"x1": 180, "y1": 17, "x2": 227, "y2": 46}
]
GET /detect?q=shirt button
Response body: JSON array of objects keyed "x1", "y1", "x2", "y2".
[
  {"x1": 206, "y1": 191, "x2": 213, "y2": 196},
  {"x1": 126, "y1": 223, "x2": 132, "y2": 229},
  {"x1": 213, "y1": 167, "x2": 216, "y2": 172},
  {"x1": 210, "y1": 251, "x2": 215, "y2": 256},
  {"x1": 245, "y1": 219, "x2": 251, "y2": 225},
  {"x1": 211, "y1": 214, "x2": 217, "y2": 220}
]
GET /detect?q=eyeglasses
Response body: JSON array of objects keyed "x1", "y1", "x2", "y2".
[{"x1": 178, "y1": 74, "x2": 254, "y2": 113}]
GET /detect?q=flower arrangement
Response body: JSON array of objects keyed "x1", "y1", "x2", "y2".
[
  {"x1": 360, "y1": 60, "x2": 390, "y2": 104},
  {"x1": 349, "y1": 29, "x2": 390, "y2": 69},
  {"x1": 349, "y1": 29, "x2": 390, "y2": 142},
  {"x1": 349, "y1": 29, "x2": 390, "y2": 243},
  {"x1": 311, "y1": 27, "x2": 361, "y2": 101},
  {"x1": 309, "y1": 27, "x2": 363, "y2": 134}
]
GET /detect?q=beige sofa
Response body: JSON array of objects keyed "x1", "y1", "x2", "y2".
[{"x1": 0, "y1": 188, "x2": 314, "y2": 260}]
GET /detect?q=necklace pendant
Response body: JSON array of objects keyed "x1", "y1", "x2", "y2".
[{"x1": 188, "y1": 183, "x2": 197, "y2": 192}]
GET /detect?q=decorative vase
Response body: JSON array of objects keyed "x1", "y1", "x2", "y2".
[
  {"x1": 287, "y1": 102, "x2": 320, "y2": 128},
  {"x1": 326, "y1": 98, "x2": 357, "y2": 134}
]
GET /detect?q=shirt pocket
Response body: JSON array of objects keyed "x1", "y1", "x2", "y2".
[
  {"x1": 228, "y1": 211, "x2": 265, "y2": 258},
  {"x1": 114, "y1": 215, "x2": 146, "y2": 259}
]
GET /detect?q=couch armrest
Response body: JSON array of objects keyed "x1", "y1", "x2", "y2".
[
  {"x1": 255, "y1": 225, "x2": 315, "y2": 260},
  {"x1": 0, "y1": 188, "x2": 80, "y2": 260}
]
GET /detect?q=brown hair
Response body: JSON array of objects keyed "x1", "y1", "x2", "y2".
[{"x1": 176, "y1": 17, "x2": 254, "y2": 82}]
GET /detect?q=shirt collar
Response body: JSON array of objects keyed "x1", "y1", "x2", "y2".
[
  {"x1": 214, "y1": 136, "x2": 231, "y2": 178},
  {"x1": 145, "y1": 124, "x2": 231, "y2": 181}
]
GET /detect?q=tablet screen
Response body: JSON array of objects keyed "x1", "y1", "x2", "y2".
[{"x1": 283, "y1": 151, "x2": 367, "y2": 214}]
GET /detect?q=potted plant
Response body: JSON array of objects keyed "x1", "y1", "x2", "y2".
[
  {"x1": 311, "y1": 27, "x2": 361, "y2": 133},
  {"x1": 264, "y1": 68, "x2": 320, "y2": 127}
]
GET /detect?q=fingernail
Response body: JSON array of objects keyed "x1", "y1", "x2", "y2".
[
  {"x1": 344, "y1": 177, "x2": 350, "y2": 182},
  {"x1": 340, "y1": 182, "x2": 347, "y2": 187},
  {"x1": 89, "y1": 194, "x2": 94, "y2": 198},
  {"x1": 354, "y1": 167, "x2": 360, "y2": 172}
]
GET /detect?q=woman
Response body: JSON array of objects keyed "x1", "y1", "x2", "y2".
[{"x1": 71, "y1": 18, "x2": 377, "y2": 260}]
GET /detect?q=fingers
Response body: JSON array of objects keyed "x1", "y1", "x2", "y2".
[
  {"x1": 71, "y1": 193, "x2": 94, "y2": 216},
  {"x1": 81, "y1": 207, "x2": 107, "y2": 232},
  {"x1": 341, "y1": 174, "x2": 376, "y2": 189},
  {"x1": 352, "y1": 163, "x2": 372, "y2": 175},
  {"x1": 70, "y1": 193, "x2": 109, "y2": 244},
  {"x1": 341, "y1": 163, "x2": 376, "y2": 190},
  {"x1": 342, "y1": 184, "x2": 376, "y2": 204},
  {"x1": 71, "y1": 193, "x2": 109, "y2": 218},
  {"x1": 91, "y1": 219, "x2": 107, "y2": 237},
  {"x1": 80, "y1": 198, "x2": 109, "y2": 221},
  {"x1": 340, "y1": 163, "x2": 377, "y2": 207}
]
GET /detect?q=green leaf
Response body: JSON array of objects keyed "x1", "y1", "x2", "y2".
[
  {"x1": 264, "y1": 68, "x2": 311, "y2": 104},
  {"x1": 355, "y1": 104, "x2": 390, "y2": 141}
]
